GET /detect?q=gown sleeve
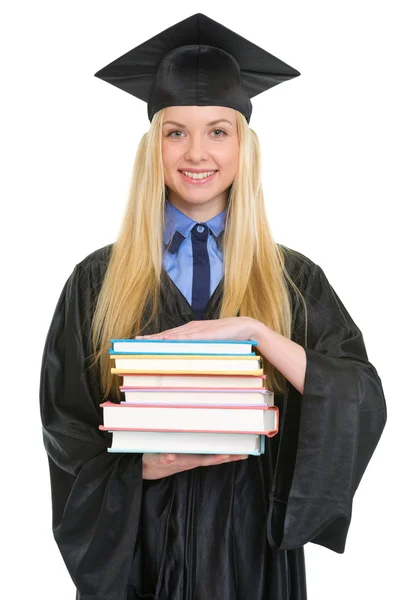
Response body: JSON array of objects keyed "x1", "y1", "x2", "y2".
[
  {"x1": 267, "y1": 261, "x2": 387, "y2": 553},
  {"x1": 39, "y1": 262, "x2": 144, "y2": 600}
]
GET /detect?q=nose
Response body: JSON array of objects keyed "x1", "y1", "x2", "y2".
[{"x1": 184, "y1": 134, "x2": 209, "y2": 163}]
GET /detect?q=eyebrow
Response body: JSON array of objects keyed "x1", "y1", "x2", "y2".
[{"x1": 162, "y1": 119, "x2": 233, "y2": 128}]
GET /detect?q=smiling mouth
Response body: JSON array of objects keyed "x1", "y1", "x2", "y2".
[{"x1": 179, "y1": 170, "x2": 218, "y2": 184}]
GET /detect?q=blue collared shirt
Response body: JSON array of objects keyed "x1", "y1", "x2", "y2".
[{"x1": 163, "y1": 200, "x2": 226, "y2": 307}]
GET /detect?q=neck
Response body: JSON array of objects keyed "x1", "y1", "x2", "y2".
[{"x1": 167, "y1": 192, "x2": 228, "y2": 222}]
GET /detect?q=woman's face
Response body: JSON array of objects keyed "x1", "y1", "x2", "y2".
[{"x1": 162, "y1": 105, "x2": 239, "y2": 217}]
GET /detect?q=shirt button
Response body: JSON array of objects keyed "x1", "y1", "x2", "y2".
[{"x1": 196, "y1": 225, "x2": 205, "y2": 233}]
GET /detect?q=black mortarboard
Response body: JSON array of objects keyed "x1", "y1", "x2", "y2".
[{"x1": 94, "y1": 13, "x2": 300, "y2": 124}]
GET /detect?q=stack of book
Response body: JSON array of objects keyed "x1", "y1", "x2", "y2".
[{"x1": 98, "y1": 338, "x2": 279, "y2": 456}]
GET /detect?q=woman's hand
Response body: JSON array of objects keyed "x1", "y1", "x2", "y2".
[
  {"x1": 142, "y1": 452, "x2": 249, "y2": 480},
  {"x1": 135, "y1": 316, "x2": 261, "y2": 341}
]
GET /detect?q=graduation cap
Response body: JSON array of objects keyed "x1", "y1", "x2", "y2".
[{"x1": 94, "y1": 13, "x2": 300, "y2": 124}]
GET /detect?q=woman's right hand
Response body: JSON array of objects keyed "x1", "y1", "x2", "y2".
[{"x1": 142, "y1": 452, "x2": 249, "y2": 480}]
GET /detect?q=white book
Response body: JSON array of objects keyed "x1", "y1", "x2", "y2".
[
  {"x1": 100, "y1": 402, "x2": 278, "y2": 434},
  {"x1": 108, "y1": 430, "x2": 265, "y2": 455},
  {"x1": 120, "y1": 388, "x2": 274, "y2": 406}
]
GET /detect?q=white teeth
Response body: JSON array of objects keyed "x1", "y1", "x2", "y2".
[{"x1": 182, "y1": 170, "x2": 215, "y2": 179}]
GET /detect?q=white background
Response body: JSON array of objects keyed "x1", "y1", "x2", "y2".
[{"x1": 2, "y1": 1, "x2": 414, "y2": 598}]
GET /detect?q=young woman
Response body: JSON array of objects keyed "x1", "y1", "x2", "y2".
[{"x1": 40, "y1": 13, "x2": 387, "y2": 600}]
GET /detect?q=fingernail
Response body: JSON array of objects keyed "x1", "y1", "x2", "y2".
[
  {"x1": 222, "y1": 455, "x2": 230, "y2": 459},
  {"x1": 241, "y1": 455, "x2": 249, "y2": 459},
  {"x1": 167, "y1": 454, "x2": 176, "y2": 461}
]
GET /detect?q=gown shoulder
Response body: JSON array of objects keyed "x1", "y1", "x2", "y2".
[{"x1": 76, "y1": 243, "x2": 114, "y2": 271}]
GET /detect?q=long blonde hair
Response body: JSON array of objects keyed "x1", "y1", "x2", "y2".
[{"x1": 90, "y1": 108, "x2": 307, "y2": 401}]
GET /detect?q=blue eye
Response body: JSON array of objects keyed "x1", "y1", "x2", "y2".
[
  {"x1": 168, "y1": 131, "x2": 183, "y2": 138},
  {"x1": 166, "y1": 129, "x2": 226, "y2": 138}
]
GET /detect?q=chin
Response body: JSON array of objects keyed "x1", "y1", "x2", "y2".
[{"x1": 176, "y1": 186, "x2": 221, "y2": 199}]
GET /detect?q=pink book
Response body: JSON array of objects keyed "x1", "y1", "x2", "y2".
[{"x1": 99, "y1": 402, "x2": 279, "y2": 437}]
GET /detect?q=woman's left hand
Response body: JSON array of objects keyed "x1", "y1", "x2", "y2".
[{"x1": 135, "y1": 317, "x2": 261, "y2": 341}]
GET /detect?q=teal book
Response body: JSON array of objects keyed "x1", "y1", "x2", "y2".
[
  {"x1": 109, "y1": 338, "x2": 258, "y2": 355},
  {"x1": 106, "y1": 430, "x2": 266, "y2": 455}
]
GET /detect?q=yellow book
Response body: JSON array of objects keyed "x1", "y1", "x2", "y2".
[{"x1": 109, "y1": 353, "x2": 263, "y2": 374}]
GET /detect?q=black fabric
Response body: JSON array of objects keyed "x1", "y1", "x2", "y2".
[
  {"x1": 39, "y1": 243, "x2": 386, "y2": 600},
  {"x1": 93, "y1": 13, "x2": 300, "y2": 123}
]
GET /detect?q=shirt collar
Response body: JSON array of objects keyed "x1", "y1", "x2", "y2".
[{"x1": 163, "y1": 199, "x2": 226, "y2": 248}]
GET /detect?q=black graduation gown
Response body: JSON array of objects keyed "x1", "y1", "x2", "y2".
[{"x1": 39, "y1": 244, "x2": 387, "y2": 600}]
